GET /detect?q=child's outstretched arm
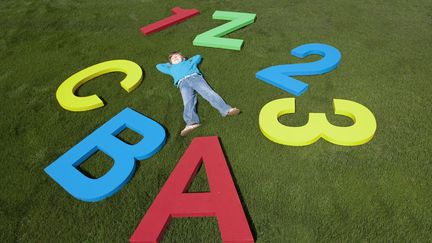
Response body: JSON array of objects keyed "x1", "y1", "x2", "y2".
[
  {"x1": 156, "y1": 63, "x2": 171, "y2": 75},
  {"x1": 189, "y1": 54, "x2": 202, "y2": 64}
]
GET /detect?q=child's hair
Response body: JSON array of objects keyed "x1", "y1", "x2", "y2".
[{"x1": 168, "y1": 51, "x2": 186, "y2": 63}]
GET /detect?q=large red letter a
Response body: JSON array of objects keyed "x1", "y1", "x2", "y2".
[{"x1": 130, "y1": 136, "x2": 254, "y2": 242}]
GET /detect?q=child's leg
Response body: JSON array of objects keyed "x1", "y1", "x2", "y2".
[
  {"x1": 179, "y1": 83, "x2": 200, "y2": 125},
  {"x1": 191, "y1": 75, "x2": 232, "y2": 116}
]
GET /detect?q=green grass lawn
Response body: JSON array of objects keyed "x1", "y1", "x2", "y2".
[{"x1": 1, "y1": 0, "x2": 432, "y2": 242}]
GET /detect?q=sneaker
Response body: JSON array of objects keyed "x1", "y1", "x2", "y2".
[
  {"x1": 180, "y1": 124, "x2": 201, "y2": 137},
  {"x1": 227, "y1": 107, "x2": 240, "y2": 116}
]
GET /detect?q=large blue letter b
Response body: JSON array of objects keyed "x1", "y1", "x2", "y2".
[{"x1": 44, "y1": 108, "x2": 166, "y2": 202}]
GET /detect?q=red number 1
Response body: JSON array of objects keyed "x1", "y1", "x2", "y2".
[{"x1": 141, "y1": 7, "x2": 200, "y2": 35}]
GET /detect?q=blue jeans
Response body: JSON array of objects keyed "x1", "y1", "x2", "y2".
[{"x1": 179, "y1": 74, "x2": 232, "y2": 125}]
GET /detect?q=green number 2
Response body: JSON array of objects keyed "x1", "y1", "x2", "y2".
[{"x1": 193, "y1": 11, "x2": 256, "y2": 51}]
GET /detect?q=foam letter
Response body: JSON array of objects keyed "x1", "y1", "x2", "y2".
[
  {"x1": 56, "y1": 60, "x2": 143, "y2": 112},
  {"x1": 193, "y1": 11, "x2": 256, "y2": 50},
  {"x1": 44, "y1": 108, "x2": 166, "y2": 202},
  {"x1": 141, "y1": 7, "x2": 200, "y2": 35},
  {"x1": 130, "y1": 136, "x2": 253, "y2": 243}
]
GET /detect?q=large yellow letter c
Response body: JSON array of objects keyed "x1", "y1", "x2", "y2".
[{"x1": 56, "y1": 60, "x2": 143, "y2": 112}]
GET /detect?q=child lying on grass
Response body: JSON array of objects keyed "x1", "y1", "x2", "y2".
[{"x1": 156, "y1": 52, "x2": 240, "y2": 136}]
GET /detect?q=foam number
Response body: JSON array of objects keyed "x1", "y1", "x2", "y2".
[
  {"x1": 193, "y1": 11, "x2": 256, "y2": 51},
  {"x1": 259, "y1": 98, "x2": 377, "y2": 146},
  {"x1": 141, "y1": 7, "x2": 200, "y2": 35},
  {"x1": 256, "y1": 43, "x2": 341, "y2": 96},
  {"x1": 56, "y1": 60, "x2": 142, "y2": 112}
]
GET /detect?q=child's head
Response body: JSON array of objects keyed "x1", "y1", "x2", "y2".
[{"x1": 168, "y1": 52, "x2": 185, "y2": 64}]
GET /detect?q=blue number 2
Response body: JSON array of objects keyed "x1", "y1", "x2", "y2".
[{"x1": 256, "y1": 43, "x2": 341, "y2": 96}]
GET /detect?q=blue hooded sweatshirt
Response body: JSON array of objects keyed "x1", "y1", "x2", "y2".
[{"x1": 156, "y1": 55, "x2": 202, "y2": 87}]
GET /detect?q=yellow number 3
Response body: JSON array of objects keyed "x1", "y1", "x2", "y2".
[{"x1": 259, "y1": 98, "x2": 377, "y2": 146}]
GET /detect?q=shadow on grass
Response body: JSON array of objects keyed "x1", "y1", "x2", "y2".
[{"x1": 219, "y1": 137, "x2": 258, "y2": 241}]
